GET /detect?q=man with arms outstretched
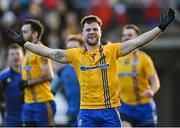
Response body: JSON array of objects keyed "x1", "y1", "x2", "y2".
[{"x1": 8, "y1": 8, "x2": 174, "y2": 127}]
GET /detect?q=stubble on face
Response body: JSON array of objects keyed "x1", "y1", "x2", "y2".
[
  {"x1": 82, "y1": 22, "x2": 101, "y2": 46},
  {"x1": 21, "y1": 24, "x2": 33, "y2": 42},
  {"x1": 86, "y1": 35, "x2": 99, "y2": 46}
]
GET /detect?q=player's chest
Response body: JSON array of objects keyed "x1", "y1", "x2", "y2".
[{"x1": 118, "y1": 56, "x2": 143, "y2": 72}]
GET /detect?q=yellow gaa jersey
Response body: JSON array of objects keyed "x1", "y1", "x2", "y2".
[
  {"x1": 22, "y1": 50, "x2": 54, "y2": 103},
  {"x1": 66, "y1": 43, "x2": 122, "y2": 109},
  {"x1": 117, "y1": 50, "x2": 156, "y2": 105}
]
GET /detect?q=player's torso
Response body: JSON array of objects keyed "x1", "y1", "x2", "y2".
[
  {"x1": 117, "y1": 51, "x2": 151, "y2": 104},
  {"x1": 22, "y1": 50, "x2": 54, "y2": 103},
  {"x1": 68, "y1": 44, "x2": 121, "y2": 109}
]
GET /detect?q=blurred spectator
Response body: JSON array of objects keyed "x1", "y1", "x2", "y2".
[
  {"x1": 62, "y1": 12, "x2": 80, "y2": 40},
  {"x1": 43, "y1": 0, "x2": 59, "y2": 11},
  {"x1": 89, "y1": 0, "x2": 113, "y2": 30},
  {"x1": 114, "y1": 0, "x2": 128, "y2": 26},
  {"x1": 45, "y1": 10, "x2": 60, "y2": 30},
  {"x1": 2, "y1": 11, "x2": 16, "y2": 27},
  {"x1": 125, "y1": 0, "x2": 144, "y2": 25},
  {"x1": 143, "y1": 0, "x2": 161, "y2": 27},
  {"x1": 47, "y1": 30, "x2": 61, "y2": 48},
  {"x1": 28, "y1": 3, "x2": 42, "y2": 19}
]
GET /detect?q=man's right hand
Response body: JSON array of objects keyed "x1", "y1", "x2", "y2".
[{"x1": 7, "y1": 30, "x2": 26, "y2": 47}]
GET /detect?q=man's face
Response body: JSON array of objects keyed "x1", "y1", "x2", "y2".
[
  {"x1": 66, "y1": 40, "x2": 82, "y2": 49},
  {"x1": 121, "y1": 28, "x2": 138, "y2": 42},
  {"x1": 8, "y1": 48, "x2": 23, "y2": 67},
  {"x1": 21, "y1": 24, "x2": 33, "y2": 41},
  {"x1": 82, "y1": 22, "x2": 101, "y2": 46}
]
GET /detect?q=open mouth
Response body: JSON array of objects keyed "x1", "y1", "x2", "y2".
[
  {"x1": 88, "y1": 36, "x2": 97, "y2": 40},
  {"x1": 87, "y1": 34, "x2": 97, "y2": 38}
]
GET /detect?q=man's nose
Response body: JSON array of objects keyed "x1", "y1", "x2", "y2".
[{"x1": 89, "y1": 30, "x2": 95, "y2": 34}]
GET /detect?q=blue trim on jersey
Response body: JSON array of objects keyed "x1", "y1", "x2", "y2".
[{"x1": 80, "y1": 64, "x2": 110, "y2": 71}]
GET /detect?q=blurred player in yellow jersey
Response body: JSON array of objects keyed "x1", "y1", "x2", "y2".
[
  {"x1": 118, "y1": 24, "x2": 160, "y2": 127},
  {"x1": 19, "y1": 19, "x2": 55, "y2": 127},
  {"x1": 7, "y1": 9, "x2": 174, "y2": 127}
]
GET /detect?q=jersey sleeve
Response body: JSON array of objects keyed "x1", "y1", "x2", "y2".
[
  {"x1": 109, "y1": 43, "x2": 122, "y2": 59},
  {"x1": 65, "y1": 48, "x2": 79, "y2": 63}
]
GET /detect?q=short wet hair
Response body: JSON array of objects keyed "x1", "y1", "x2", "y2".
[{"x1": 80, "y1": 15, "x2": 102, "y2": 28}]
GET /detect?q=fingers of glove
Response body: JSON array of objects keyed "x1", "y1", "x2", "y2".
[
  {"x1": 7, "y1": 30, "x2": 14, "y2": 37},
  {"x1": 168, "y1": 9, "x2": 175, "y2": 20},
  {"x1": 168, "y1": 8, "x2": 175, "y2": 17},
  {"x1": 7, "y1": 30, "x2": 19, "y2": 39},
  {"x1": 164, "y1": 9, "x2": 174, "y2": 24},
  {"x1": 168, "y1": 12, "x2": 175, "y2": 23},
  {"x1": 168, "y1": 8, "x2": 172, "y2": 16},
  {"x1": 160, "y1": 12, "x2": 164, "y2": 24}
]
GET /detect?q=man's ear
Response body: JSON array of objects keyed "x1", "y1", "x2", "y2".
[{"x1": 32, "y1": 31, "x2": 38, "y2": 39}]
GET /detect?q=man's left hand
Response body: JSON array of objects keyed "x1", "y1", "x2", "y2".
[{"x1": 142, "y1": 89, "x2": 154, "y2": 98}]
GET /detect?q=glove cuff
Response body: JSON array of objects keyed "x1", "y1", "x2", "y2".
[
  {"x1": 158, "y1": 24, "x2": 165, "y2": 32},
  {"x1": 18, "y1": 42, "x2": 26, "y2": 47}
]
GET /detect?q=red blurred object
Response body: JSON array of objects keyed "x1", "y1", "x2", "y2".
[
  {"x1": 89, "y1": 0, "x2": 113, "y2": 29},
  {"x1": 143, "y1": 0, "x2": 161, "y2": 22},
  {"x1": 44, "y1": 0, "x2": 59, "y2": 10},
  {"x1": 115, "y1": 12, "x2": 127, "y2": 26}
]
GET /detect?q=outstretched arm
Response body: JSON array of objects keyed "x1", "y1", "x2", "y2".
[
  {"x1": 121, "y1": 8, "x2": 175, "y2": 56},
  {"x1": 24, "y1": 42, "x2": 69, "y2": 63},
  {"x1": 121, "y1": 27, "x2": 161, "y2": 56},
  {"x1": 7, "y1": 31, "x2": 69, "y2": 63}
]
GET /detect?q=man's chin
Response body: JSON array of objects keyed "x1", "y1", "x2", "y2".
[
  {"x1": 87, "y1": 42, "x2": 98, "y2": 46},
  {"x1": 87, "y1": 39, "x2": 98, "y2": 46}
]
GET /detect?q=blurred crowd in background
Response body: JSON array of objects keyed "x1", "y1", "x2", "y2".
[{"x1": 0, "y1": 0, "x2": 180, "y2": 126}]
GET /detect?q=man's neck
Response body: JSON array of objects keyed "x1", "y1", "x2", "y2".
[
  {"x1": 85, "y1": 42, "x2": 101, "y2": 51},
  {"x1": 11, "y1": 65, "x2": 21, "y2": 73}
]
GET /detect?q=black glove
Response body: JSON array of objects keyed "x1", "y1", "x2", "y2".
[
  {"x1": 18, "y1": 91, "x2": 25, "y2": 103},
  {"x1": 0, "y1": 79, "x2": 10, "y2": 90},
  {"x1": 158, "y1": 8, "x2": 175, "y2": 32},
  {"x1": 18, "y1": 80, "x2": 28, "y2": 90},
  {"x1": 7, "y1": 30, "x2": 26, "y2": 47}
]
